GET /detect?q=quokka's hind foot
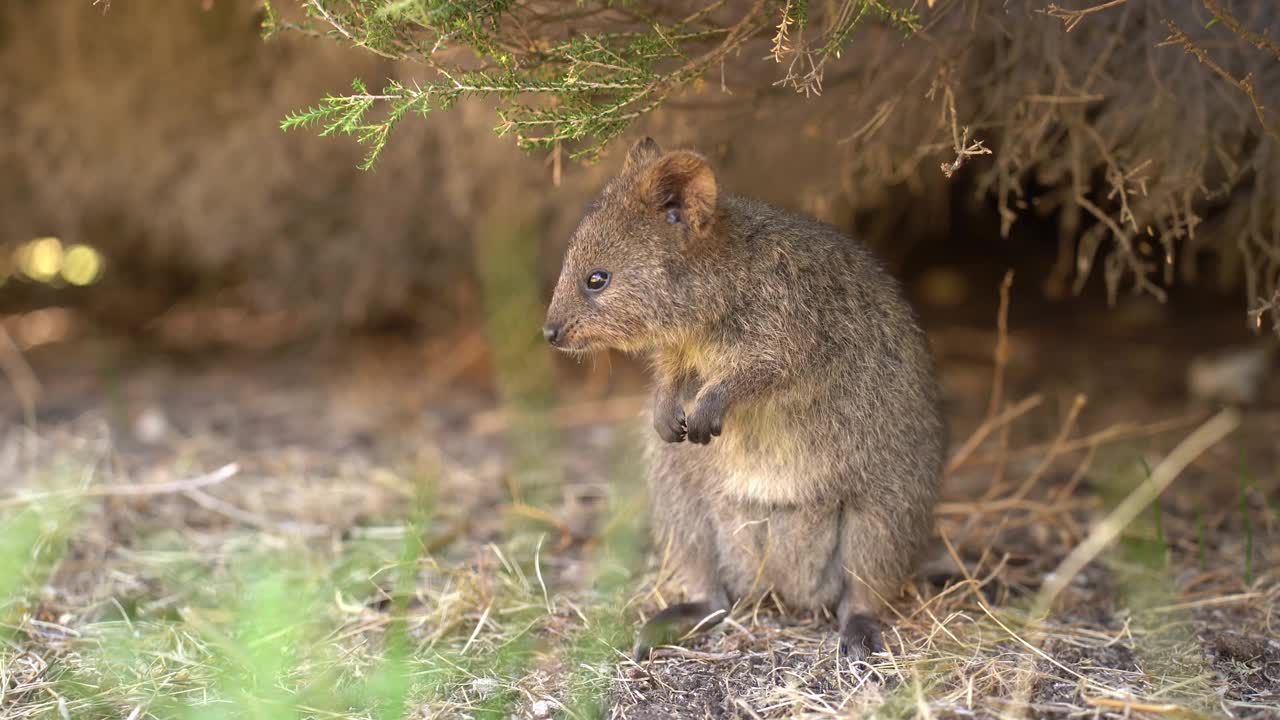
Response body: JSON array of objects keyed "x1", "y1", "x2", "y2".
[
  {"x1": 838, "y1": 613, "x2": 885, "y2": 663},
  {"x1": 632, "y1": 601, "x2": 728, "y2": 662}
]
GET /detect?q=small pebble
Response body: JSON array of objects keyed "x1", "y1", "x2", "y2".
[
  {"x1": 1187, "y1": 344, "x2": 1274, "y2": 405},
  {"x1": 133, "y1": 407, "x2": 171, "y2": 444},
  {"x1": 530, "y1": 699, "x2": 559, "y2": 718}
]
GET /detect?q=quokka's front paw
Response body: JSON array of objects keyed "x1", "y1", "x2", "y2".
[
  {"x1": 654, "y1": 400, "x2": 687, "y2": 443},
  {"x1": 685, "y1": 386, "x2": 726, "y2": 445},
  {"x1": 655, "y1": 389, "x2": 686, "y2": 440}
]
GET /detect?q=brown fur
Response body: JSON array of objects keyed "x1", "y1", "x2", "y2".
[{"x1": 544, "y1": 138, "x2": 946, "y2": 662}]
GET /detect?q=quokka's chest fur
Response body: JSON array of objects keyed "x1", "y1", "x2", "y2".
[{"x1": 659, "y1": 366, "x2": 843, "y2": 506}]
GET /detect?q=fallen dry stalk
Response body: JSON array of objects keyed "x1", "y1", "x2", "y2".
[
  {"x1": 182, "y1": 486, "x2": 330, "y2": 537},
  {"x1": 0, "y1": 463, "x2": 240, "y2": 510},
  {"x1": 1030, "y1": 408, "x2": 1240, "y2": 616},
  {"x1": 1084, "y1": 695, "x2": 1183, "y2": 713}
]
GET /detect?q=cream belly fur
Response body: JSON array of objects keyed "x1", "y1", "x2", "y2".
[{"x1": 707, "y1": 491, "x2": 847, "y2": 611}]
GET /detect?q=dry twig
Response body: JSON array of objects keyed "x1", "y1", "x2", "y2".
[
  {"x1": 1160, "y1": 20, "x2": 1280, "y2": 145},
  {"x1": 1201, "y1": 0, "x2": 1280, "y2": 60},
  {"x1": 945, "y1": 393, "x2": 1044, "y2": 476},
  {"x1": 0, "y1": 463, "x2": 240, "y2": 510},
  {"x1": 1011, "y1": 394, "x2": 1087, "y2": 500},
  {"x1": 1044, "y1": 0, "x2": 1130, "y2": 33}
]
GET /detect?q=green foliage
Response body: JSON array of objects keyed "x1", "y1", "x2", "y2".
[
  {"x1": 820, "y1": 0, "x2": 916, "y2": 59},
  {"x1": 260, "y1": 0, "x2": 281, "y2": 37},
  {"x1": 275, "y1": 1, "x2": 921, "y2": 168},
  {"x1": 1238, "y1": 444, "x2": 1256, "y2": 585},
  {"x1": 1139, "y1": 457, "x2": 1167, "y2": 570},
  {"x1": 0, "y1": 472, "x2": 84, "y2": 631},
  {"x1": 281, "y1": 78, "x2": 436, "y2": 170}
]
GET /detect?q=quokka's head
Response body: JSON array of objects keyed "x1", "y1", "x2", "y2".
[{"x1": 543, "y1": 137, "x2": 719, "y2": 354}]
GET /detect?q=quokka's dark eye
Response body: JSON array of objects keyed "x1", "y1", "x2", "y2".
[{"x1": 585, "y1": 269, "x2": 611, "y2": 292}]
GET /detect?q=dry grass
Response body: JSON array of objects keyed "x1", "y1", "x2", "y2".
[{"x1": 1, "y1": 305, "x2": 1278, "y2": 719}]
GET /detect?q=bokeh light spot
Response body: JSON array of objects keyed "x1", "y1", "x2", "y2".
[
  {"x1": 19, "y1": 237, "x2": 64, "y2": 282},
  {"x1": 61, "y1": 244, "x2": 104, "y2": 286}
]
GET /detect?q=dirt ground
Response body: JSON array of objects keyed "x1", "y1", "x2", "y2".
[{"x1": 2, "y1": 284, "x2": 1279, "y2": 719}]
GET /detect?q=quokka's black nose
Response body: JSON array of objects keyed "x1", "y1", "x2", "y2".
[{"x1": 542, "y1": 322, "x2": 562, "y2": 344}]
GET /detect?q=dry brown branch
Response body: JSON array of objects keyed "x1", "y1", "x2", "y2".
[
  {"x1": 837, "y1": 98, "x2": 898, "y2": 145},
  {"x1": 1075, "y1": 194, "x2": 1167, "y2": 303},
  {"x1": 1202, "y1": 0, "x2": 1280, "y2": 60},
  {"x1": 939, "y1": 80, "x2": 991, "y2": 179},
  {"x1": 1052, "y1": 440, "x2": 1097, "y2": 501},
  {"x1": 1044, "y1": 0, "x2": 1130, "y2": 33},
  {"x1": 945, "y1": 393, "x2": 1044, "y2": 476},
  {"x1": 1248, "y1": 288, "x2": 1280, "y2": 333},
  {"x1": 1011, "y1": 394, "x2": 1087, "y2": 501},
  {"x1": 1161, "y1": 20, "x2": 1280, "y2": 145},
  {"x1": 965, "y1": 413, "x2": 1202, "y2": 467},
  {"x1": 770, "y1": 0, "x2": 796, "y2": 62}
]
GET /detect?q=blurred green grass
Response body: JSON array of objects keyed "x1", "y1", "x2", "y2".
[{"x1": 0, "y1": 442, "x2": 649, "y2": 719}]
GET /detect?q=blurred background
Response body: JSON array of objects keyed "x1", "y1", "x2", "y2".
[
  {"x1": 1, "y1": 2, "x2": 1278, "y2": 717},
  {"x1": 3, "y1": 1, "x2": 1276, "y2": 424}
]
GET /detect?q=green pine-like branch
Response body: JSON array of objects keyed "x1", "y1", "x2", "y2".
[{"x1": 275, "y1": 1, "x2": 921, "y2": 168}]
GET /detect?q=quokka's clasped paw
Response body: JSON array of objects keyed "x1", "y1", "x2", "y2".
[
  {"x1": 653, "y1": 392, "x2": 687, "y2": 443},
  {"x1": 684, "y1": 386, "x2": 726, "y2": 445}
]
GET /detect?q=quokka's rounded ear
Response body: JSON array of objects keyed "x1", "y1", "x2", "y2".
[
  {"x1": 621, "y1": 136, "x2": 663, "y2": 175},
  {"x1": 639, "y1": 150, "x2": 717, "y2": 236}
]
